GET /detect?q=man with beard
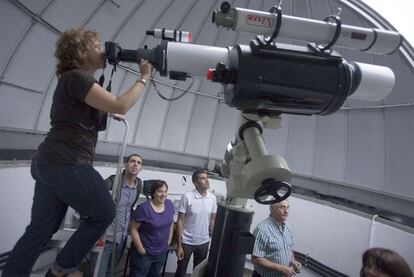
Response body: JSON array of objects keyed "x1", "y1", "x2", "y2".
[{"x1": 91, "y1": 153, "x2": 143, "y2": 277}]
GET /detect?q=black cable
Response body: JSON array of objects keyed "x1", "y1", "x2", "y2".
[{"x1": 151, "y1": 75, "x2": 194, "y2": 102}]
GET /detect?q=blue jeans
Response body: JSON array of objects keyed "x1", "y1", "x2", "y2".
[
  {"x1": 129, "y1": 247, "x2": 167, "y2": 277},
  {"x1": 90, "y1": 239, "x2": 127, "y2": 277},
  {"x1": 2, "y1": 159, "x2": 115, "y2": 276}
]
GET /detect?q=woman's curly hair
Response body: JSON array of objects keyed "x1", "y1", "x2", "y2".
[{"x1": 55, "y1": 28, "x2": 100, "y2": 76}]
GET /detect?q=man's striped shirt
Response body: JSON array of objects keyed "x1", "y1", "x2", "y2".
[{"x1": 252, "y1": 217, "x2": 294, "y2": 277}]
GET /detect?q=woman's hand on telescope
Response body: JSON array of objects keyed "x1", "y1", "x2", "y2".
[{"x1": 139, "y1": 59, "x2": 152, "y2": 81}]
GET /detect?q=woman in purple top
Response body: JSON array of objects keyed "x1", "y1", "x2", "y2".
[{"x1": 130, "y1": 180, "x2": 174, "y2": 277}]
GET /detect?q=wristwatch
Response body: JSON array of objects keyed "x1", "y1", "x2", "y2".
[{"x1": 137, "y1": 79, "x2": 147, "y2": 86}]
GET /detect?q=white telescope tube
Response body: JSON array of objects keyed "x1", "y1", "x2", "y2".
[
  {"x1": 213, "y1": 6, "x2": 402, "y2": 55},
  {"x1": 349, "y1": 62, "x2": 395, "y2": 101},
  {"x1": 166, "y1": 42, "x2": 230, "y2": 77}
]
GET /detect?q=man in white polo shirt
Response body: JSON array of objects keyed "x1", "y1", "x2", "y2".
[{"x1": 174, "y1": 169, "x2": 217, "y2": 277}]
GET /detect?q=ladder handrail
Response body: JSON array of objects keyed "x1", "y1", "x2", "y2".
[{"x1": 93, "y1": 116, "x2": 130, "y2": 277}]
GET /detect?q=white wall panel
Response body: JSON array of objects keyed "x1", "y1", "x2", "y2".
[
  {"x1": 18, "y1": 0, "x2": 50, "y2": 14},
  {"x1": 381, "y1": 54, "x2": 414, "y2": 105},
  {"x1": 309, "y1": 0, "x2": 332, "y2": 19},
  {"x1": 85, "y1": 0, "x2": 147, "y2": 41},
  {"x1": 185, "y1": 94, "x2": 217, "y2": 156},
  {"x1": 313, "y1": 112, "x2": 347, "y2": 181},
  {"x1": 134, "y1": 79, "x2": 173, "y2": 148},
  {"x1": 0, "y1": 167, "x2": 35, "y2": 254},
  {"x1": 36, "y1": 77, "x2": 57, "y2": 132},
  {"x1": 286, "y1": 115, "x2": 317, "y2": 175},
  {"x1": 0, "y1": 1, "x2": 31, "y2": 75},
  {"x1": 177, "y1": 0, "x2": 217, "y2": 38},
  {"x1": 3, "y1": 25, "x2": 56, "y2": 92},
  {"x1": 42, "y1": 0, "x2": 101, "y2": 31},
  {"x1": 110, "y1": 2, "x2": 162, "y2": 49},
  {"x1": 384, "y1": 107, "x2": 414, "y2": 199},
  {"x1": 288, "y1": 197, "x2": 371, "y2": 277},
  {"x1": 346, "y1": 110, "x2": 385, "y2": 191},
  {"x1": 106, "y1": 72, "x2": 145, "y2": 143},
  {"x1": 370, "y1": 222, "x2": 414, "y2": 266},
  {"x1": 152, "y1": 0, "x2": 198, "y2": 30},
  {"x1": 208, "y1": 103, "x2": 239, "y2": 159},
  {"x1": 193, "y1": 2, "x2": 222, "y2": 46},
  {"x1": 0, "y1": 84, "x2": 42, "y2": 129},
  {"x1": 160, "y1": 83, "x2": 199, "y2": 152},
  {"x1": 292, "y1": 0, "x2": 311, "y2": 17}
]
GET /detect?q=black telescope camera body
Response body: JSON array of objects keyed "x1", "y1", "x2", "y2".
[{"x1": 213, "y1": 39, "x2": 361, "y2": 116}]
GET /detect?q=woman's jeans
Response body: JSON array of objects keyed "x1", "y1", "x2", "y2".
[
  {"x1": 129, "y1": 247, "x2": 168, "y2": 277},
  {"x1": 2, "y1": 159, "x2": 115, "y2": 276}
]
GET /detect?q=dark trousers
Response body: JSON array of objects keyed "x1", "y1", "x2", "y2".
[
  {"x1": 129, "y1": 247, "x2": 168, "y2": 277},
  {"x1": 3, "y1": 159, "x2": 115, "y2": 276},
  {"x1": 174, "y1": 242, "x2": 209, "y2": 277},
  {"x1": 252, "y1": 271, "x2": 262, "y2": 277}
]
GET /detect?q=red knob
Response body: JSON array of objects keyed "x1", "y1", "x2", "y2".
[{"x1": 207, "y1": 68, "x2": 214, "y2": 80}]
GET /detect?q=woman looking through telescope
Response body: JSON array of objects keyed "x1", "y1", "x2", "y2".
[{"x1": 3, "y1": 27, "x2": 152, "y2": 277}]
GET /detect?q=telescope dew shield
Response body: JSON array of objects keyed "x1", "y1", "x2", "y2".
[{"x1": 347, "y1": 62, "x2": 395, "y2": 102}]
